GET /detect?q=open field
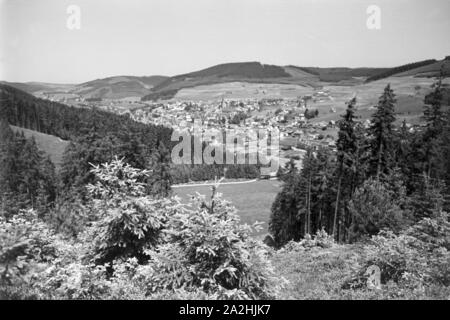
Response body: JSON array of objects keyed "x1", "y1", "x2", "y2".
[
  {"x1": 174, "y1": 81, "x2": 314, "y2": 100},
  {"x1": 171, "y1": 75, "x2": 450, "y2": 123},
  {"x1": 174, "y1": 179, "x2": 282, "y2": 236},
  {"x1": 10, "y1": 125, "x2": 69, "y2": 169},
  {"x1": 308, "y1": 76, "x2": 450, "y2": 124}
]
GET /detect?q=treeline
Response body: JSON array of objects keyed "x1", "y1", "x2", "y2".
[
  {"x1": 141, "y1": 89, "x2": 179, "y2": 102},
  {"x1": 169, "y1": 133, "x2": 261, "y2": 183},
  {"x1": 270, "y1": 75, "x2": 450, "y2": 247},
  {"x1": 366, "y1": 59, "x2": 437, "y2": 82},
  {"x1": 0, "y1": 83, "x2": 172, "y2": 144},
  {"x1": 171, "y1": 163, "x2": 259, "y2": 184}
]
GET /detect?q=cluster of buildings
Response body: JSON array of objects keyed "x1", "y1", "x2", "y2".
[
  {"x1": 41, "y1": 90, "x2": 339, "y2": 173},
  {"x1": 123, "y1": 97, "x2": 338, "y2": 173}
]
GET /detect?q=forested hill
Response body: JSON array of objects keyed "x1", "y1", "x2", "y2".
[
  {"x1": 0, "y1": 83, "x2": 172, "y2": 145},
  {"x1": 365, "y1": 59, "x2": 448, "y2": 82},
  {"x1": 142, "y1": 62, "x2": 294, "y2": 101},
  {"x1": 0, "y1": 83, "x2": 174, "y2": 200}
]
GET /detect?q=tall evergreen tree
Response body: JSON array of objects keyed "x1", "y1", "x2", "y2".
[
  {"x1": 269, "y1": 146, "x2": 336, "y2": 246},
  {"x1": 0, "y1": 121, "x2": 57, "y2": 217},
  {"x1": 422, "y1": 74, "x2": 446, "y2": 179},
  {"x1": 442, "y1": 108, "x2": 450, "y2": 211},
  {"x1": 333, "y1": 98, "x2": 360, "y2": 240},
  {"x1": 367, "y1": 84, "x2": 397, "y2": 180},
  {"x1": 147, "y1": 142, "x2": 172, "y2": 198}
]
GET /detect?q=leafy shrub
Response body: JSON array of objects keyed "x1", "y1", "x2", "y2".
[
  {"x1": 1, "y1": 159, "x2": 285, "y2": 300},
  {"x1": 47, "y1": 197, "x2": 90, "y2": 237},
  {"x1": 82, "y1": 158, "x2": 172, "y2": 265},
  {"x1": 349, "y1": 179, "x2": 411, "y2": 241},
  {"x1": 343, "y1": 213, "x2": 450, "y2": 298},
  {"x1": 280, "y1": 229, "x2": 335, "y2": 253},
  {"x1": 142, "y1": 193, "x2": 285, "y2": 299},
  {"x1": 0, "y1": 209, "x2": 57, "y2": 299}
]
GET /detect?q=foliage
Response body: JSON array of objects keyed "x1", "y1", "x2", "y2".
[
  {"x1": 146, "y1": 143, "x2": 172, "y2": 197},
  {"x1": 334, "y1": 98, "x2": 367, "y2": 241},
  {"x1": 142, "y1": 192, "x2": 285, "y2": 299},
  {"x1": 0, "y1": 209, "x2": 57, "y2": 299},
  {"x1": 348, "y1": 178, "x2": 411, "y2": 241},
  {"x1": 367, "y1": 84, "x2": 397, "y2": 180},
  {"x1": 273, "y1": 214, "x2": 450, "y2": 300},
  {"x1": 83, "y1": 158, "x2": 170, "y2": 265},
  {"x1": 344, "y1": 213, "x2": 450, "y2": 298},
  {"x1": 269, "y1": 147, "x2": 337, "y2": 247},
  {"x1": 46, "y1": 197, "x2": 90, "y2": 237},
  {"x1": 0, "y1": 160, "x2": 283, "y2": 300},
  {"x1": 0, "y1": 120, "x2": 57, "y2": 218},
  {"x1": 279, "y1": 229, "x2": 336, "y2": 253}
]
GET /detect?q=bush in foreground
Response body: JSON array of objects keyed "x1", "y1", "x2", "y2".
[{"x1": 0, "y1": 159, "x2": 284, "y2": 300}]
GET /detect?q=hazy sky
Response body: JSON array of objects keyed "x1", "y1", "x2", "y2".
[{"x1": 1, "y1": 0, "x2": 449, "y2": 83}]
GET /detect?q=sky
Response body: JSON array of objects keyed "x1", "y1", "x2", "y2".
[{"x1": 1, "y1": 0, "x2": 449, "y2": 83}]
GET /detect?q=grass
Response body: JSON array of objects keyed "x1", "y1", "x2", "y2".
[
  {"x1": 174, "y1": 179, "x2": 281, "y2": 236},
  {"x1": 271, "y1": 244, "x2": 368, "y2": 299},
  {"x1": 174, "y1": 81, "x2": 313, "y2": 101},
  {"x1": 270, "y1": 240, "x2": 450, "y2": 300},
  {"x1": 10, "y1": 125, "x2": 69, "y2": 169}
]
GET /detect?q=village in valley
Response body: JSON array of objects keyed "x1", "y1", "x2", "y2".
[
  {"x1": 39, "y1": 84, "x2": 431, "y2": 178},
  {"x1": 38, "y1": 90, "x2": 345, "y2": 175}
]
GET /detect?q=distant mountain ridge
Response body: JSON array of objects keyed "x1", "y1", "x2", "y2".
[
  {"x1": 142, "y1": 58, "x2": 449, "y2": 101},
  {"x1": 1, "y1": 75, "x2": 169, "y2": 100},
  {"x1": 2, "y1": 57, "x2": 449, "y2": 101},
  {"x1": 141, "y1": 62, "x2": 392, "y2": 101},
  {"x1": 74, "y1": 75, "x2": 168, "y2": 99}
]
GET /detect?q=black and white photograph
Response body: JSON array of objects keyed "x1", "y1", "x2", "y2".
[{"x1": 1, "y1": 0, "x2": 450, "y2": 304}]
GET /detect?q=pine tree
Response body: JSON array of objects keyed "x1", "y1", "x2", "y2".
[
  {"x1": 269, "y1": 171, "x2": 306, "y2": 246},
  {"x1": 367, "y1": 84, "x2": 397, "y2": 181},
  {"x1": 443, "y1": 108, "x2": 450, "y2": 211},
  {"x1": 0, "y1": 120, "x2": 17, "y2": 217},
  {"x1": 269, "y1": 146, "x2": 336, "y2": 246},
  {"x1": 36, "y1": 155, "x2": 57, "y2": 214},
  {"x1": 333, "y1": 98, "x2": 359, "y2": 240},
  {"x1": 311, "y1": 147, "x2": 336, "y2": 233},
  {"x1": 301, "y1": 148, "x2": 315, "y2": 235},
  {"x1": 277, "y1": 157, "x2": 298, "y2": 183},
  {"x1": 422, "y1": 74, "x2": 446, "y2": 179},
  {"x1": 19, "y1": 137, "x2": 43, "y2": 206},
  {"x1": 147, "y1": 142, "x2": 172, "y2": 198}
]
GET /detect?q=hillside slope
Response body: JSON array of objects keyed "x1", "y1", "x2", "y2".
[
  {"x1": 73, "y1": 75, "x2": 168, "y2": 99},
  {"x1": 365, "y1": 59, "x2": 450, "y2": 82},
  {"x1": 142, "y1": 62, "x2": 393, "y2": 101},
  {"x1": 143, "y1": 62, "x2": 294, "y2": 101},
  {"x1": 395, "y1": 59, "x2": 450, "y2": 78},
  {"x1": 292, "y1": 66, "x2": 389, "y2": 82},
  {"x1": 10, "y1": 125, "x2": 69, "y2": 169},
  {"x1": 0, "y1": 81, "x2": 74, "y2": 94},
  {"x1": 1, "y1": 76, "x2": 169, "y2": 100},
  {"x1": 4, "y1": 57, "x2": 449, "y2": 102}
]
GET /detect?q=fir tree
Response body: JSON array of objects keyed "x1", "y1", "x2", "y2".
[
  {"x1": 147, "y1": 142, "x2": 172, "y2": 198},
  {"x1": 333, "y1": 98, "x2": 359, "y2": 240},
  {"x1": 367, "y1": 84, "x2": 397, "y2": 181},
  {"x1": 422, "y1": 74, "x2": 446, "y2": 179}
]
